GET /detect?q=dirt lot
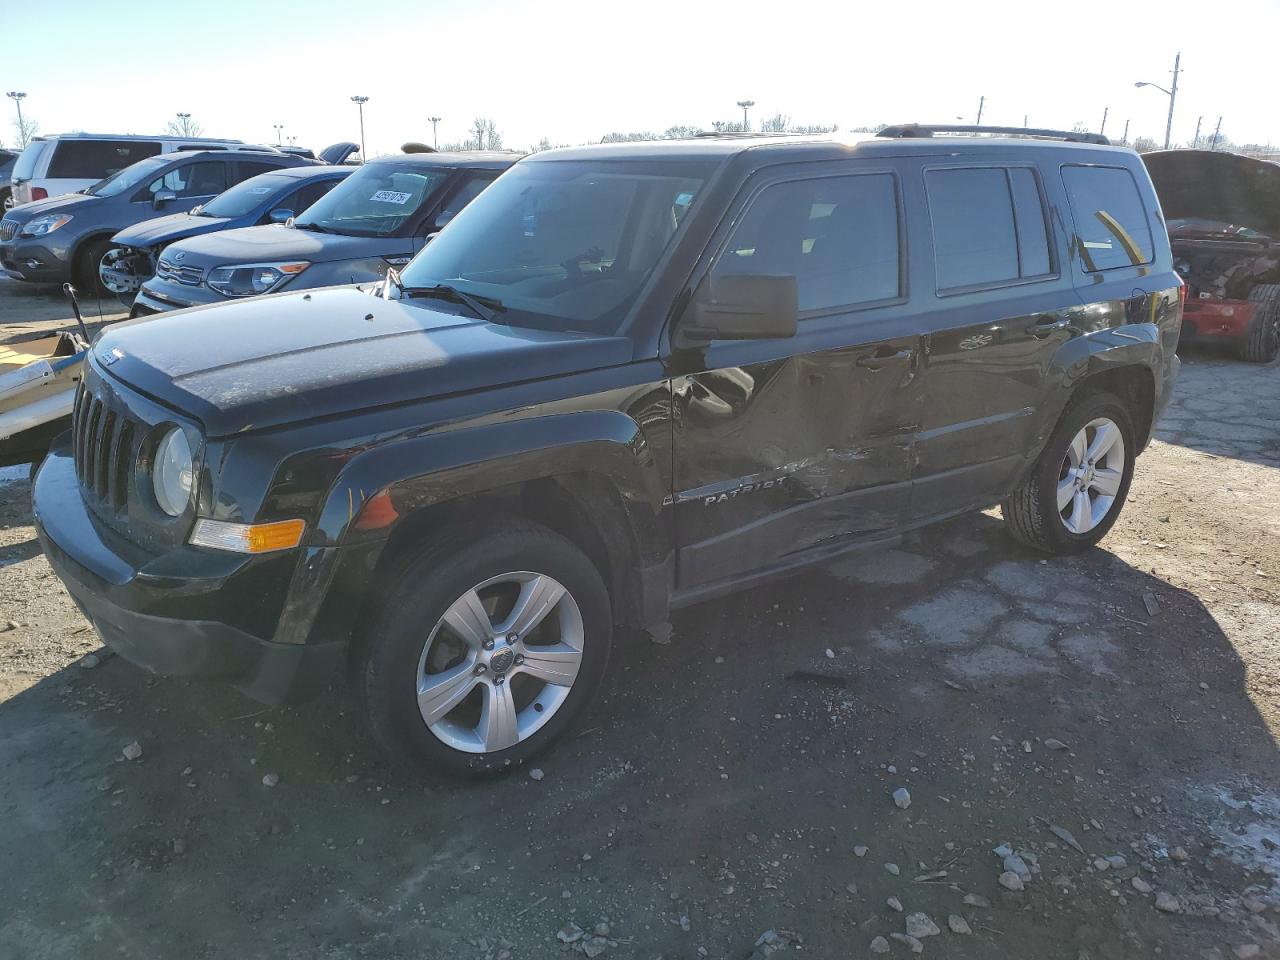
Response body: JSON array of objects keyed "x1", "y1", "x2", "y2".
[{"x1": 1, "y1": 280, "x2": 1278, "y2": 960}]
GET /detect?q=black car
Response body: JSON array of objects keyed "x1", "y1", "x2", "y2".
[
  {"x1": 34, "y1": 126, "x2": 1182, "y2": 777},
  {"x1": 0, "y1": 148, "x2": 314, "y2": 291},
  {"x1": 130, "y1": 152, "x2": 516, "y2": 316}
]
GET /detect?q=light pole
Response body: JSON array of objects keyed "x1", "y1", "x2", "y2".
[
  {"x1": 6, "y1": 91, "x2": 27, "y2": 148},
  {"x1": 736, "y1": 100, "x2": 754, "y2": 131},
  {"x1": 428, "y1": 116, "x2": 441, "y2": 149},
  {"x1": 351, "y1": 95, "x2": 369, "y2": 158},
  {"x1": 1135, "y1": 51, "x2": 1181, "y2": 150},
  {"x1": 975, "y1": 95, "x2": 985, "y2": 125},
  {"x1": 1099, "y1": 106, "x2": 1108, "y2": 137},
  {"x1": 273, "y1": 124, "x2": 284, "y2": 146}
]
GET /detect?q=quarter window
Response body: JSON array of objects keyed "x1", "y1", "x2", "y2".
[
  {"x1": 928, "y1": 166, "x2": 1053, "y2": 290},
  {"x1": 149, "y1": 162, "x2": 228, "y2": 198},
  {"x1": 713, "y1": 174, "x2": 901, "y2": 313},
  {"x1": 1062, "y1": 165, "x2": 1154, "y2": 271}
]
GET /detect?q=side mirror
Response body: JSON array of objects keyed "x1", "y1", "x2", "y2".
[
  {"x1": 152, "y1": 190, "x2": 176, "y2": 210},
  {"x1": 676, "y1": 274, "x2": 798, "y2": 346},
  {"x1": 268, "y1": 208, "x2": 294, "y2": 224}
]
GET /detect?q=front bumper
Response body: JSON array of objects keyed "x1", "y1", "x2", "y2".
[
  {"x1": 33, "y1": 446, "x2": 345, "y2": 704},
  {"x1": 0, "y1": 239, "x2": 71, "y2": 283},
  {"x1": 133, "y1": 277, "x2": 223, "y2": 314}
]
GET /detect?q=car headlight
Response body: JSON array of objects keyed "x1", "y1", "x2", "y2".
[
  {"x1": 206, "y1": 261, "x2": 309, "y2": 298},
  {"x1": 153, "y1": 427, "x2": 194, "y2": 517},
  {"x1": 22, "y1": 214, "x2": 74, "y2": 237}
]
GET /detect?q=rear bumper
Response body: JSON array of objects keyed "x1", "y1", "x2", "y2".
[
  {"x1": 33, "y1": 446, "x2": 345, "y2": 704},
  {"x1": 1181, "y1": 299, "x2": 1253, "y2": 341}
]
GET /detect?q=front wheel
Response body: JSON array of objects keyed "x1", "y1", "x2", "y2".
[
  {"x1": 1002, "y1": 391, "x2": 1135, "y2": 554},
  {"x1": 357, "y1": 520, "x2": 612, "y2": 778}
]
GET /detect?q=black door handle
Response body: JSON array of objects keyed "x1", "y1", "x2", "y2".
[{"x1": 856, "y1": 348, "x2": 914, "y2": 369}]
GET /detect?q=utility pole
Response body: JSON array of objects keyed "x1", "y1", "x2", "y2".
[
  {"x1": 350, "y1": 95, "x2": 369, "y2": 158},
  {"x1": 1164, "y1": 52, "x2": 1181, "y2": 150},
  {"x1": 1100, "y1": 106, "x2": 1108, "y2": 137},
  {"x1": 736, "y1": 100, "x2": 755, "y2": 131},
  {"x1": 428, "y1": 116, "x2": 441, "y2": 149},
  {"x1": 272, "y1": 123, "x2": 283, "y2": 146},
  {"x1": 6, "y1": 91, "x2": 28, "y2": 148},
  {"x1": 1121, "y1": 119, "x2": 1130, "y2": 144},
  {"x1": 1192, "y1": 116, "x2": 1202, "y2": 149},
  {"x1": 976, "y1": 95, "x2": 985, "y2": 125},
  {"x1": 1210, "y1": 116, "x2": 1222, "y2": 152},
  {"x1": 1023, "y1": 114, "x2": 1028, "y2": 128}
]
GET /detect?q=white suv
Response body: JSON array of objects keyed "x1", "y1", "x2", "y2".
[{"x1": 8, "y1": 133, "x2": 255, "y2": 208}]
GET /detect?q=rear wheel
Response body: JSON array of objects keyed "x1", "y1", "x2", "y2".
[
  {"x1": 357, "y1": 520, "x2": 612, "y2": 778},
  {"x1": 1243, "y1": 284, "x2": 1280, "y2": 362},
  {"x1": 1002, "y1": 391, "x2": 1135, "y2": 554}
]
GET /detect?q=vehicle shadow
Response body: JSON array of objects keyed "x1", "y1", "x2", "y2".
[
  {"x1": 1, "y1": 510, "x2": 1277, "y2": 960},
  {"x1": 1157, "y1": 347, "x2": 1280, "y2": 468}
]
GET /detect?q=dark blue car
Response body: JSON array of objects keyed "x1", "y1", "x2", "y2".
[{"x1": 104, "y1": 164, "x2": 353, "y2": 295}]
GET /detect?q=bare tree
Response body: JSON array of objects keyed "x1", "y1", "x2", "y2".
[
  {"x1": 164, "y1": 114, "x2": 203, "y2": 137},
  {"x1": 12, "y1": 115, "x2": 38, "y2": 150},
  {"x1": 469, "y1": 117, "x2": 503, "y2": 151},
  {"x1": 600, "y1": 131, "x2": 658, "y2": 143},
  {"x1": 1131, "y1": 136, "x2": 1159, "y2": 154},
  {"x1": 662, "y1": 125, "x2": 703, "y2": 140},
  {"x1": 759, "y1": 113, "x2": 791, "y2": 133}
]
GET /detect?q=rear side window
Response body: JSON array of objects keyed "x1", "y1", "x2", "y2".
[
  {"x1": 1062, "y1": 165, "x2": 1154, "y2": 271},
  {"x1": 47, "y1": 140, "x2": 162, "y2": 179},
  {"x1": 235, "y1": 161, "x2": 281, "y2": 183},
  {"x1": 714, "y1": 173, "x2": 901, "y2": 313},
  {"x1": 927, "y1": 166, "x2": 1053, "y2": 290}
]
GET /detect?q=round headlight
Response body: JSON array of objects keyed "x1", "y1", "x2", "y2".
[{"x1": 153, "y1": 428, "x2": 194, "y2": 516}]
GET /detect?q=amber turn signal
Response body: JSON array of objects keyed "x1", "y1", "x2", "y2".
[{"x1": 189, "y1": 518, "x2": 306, "y2": 554}]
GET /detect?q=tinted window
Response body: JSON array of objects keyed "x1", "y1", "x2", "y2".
[
  {"x1": 236, "y1": 161, "x2": 280, "y2": 183},
  {"x1": 436, "y1": 175, "x2": 496, "y2": 226},
  {"x1": 294, "y1": 162, "x2": 451, "y2": 237},
  {"x1": 47, "y1": 140, "x2": 162, "y2": 179},
  {"x1": 1062, "y1": 165, "x2": 1154, "y2": 271},
  {"x1": 399, "y1": 159, "x2": 711, "y2": 333},
  {"x1": 928, "y1": 166, "x2": 1054, "y2": 289},
  {"x1": 714, "y1": 174, "x2": 900, "y2": 312},
  {"x1": 200, "y1": 173, "x2": 293, "y2": 218},
  {"x1": 12, "y1": 141, "x2": 49, "y2": 180},
  {"x1": 286, "y1": 178, "x2": 343, "y2": 216},
  {"x1": 149, "y1": 161, "x2": 228, "y2": 198}
]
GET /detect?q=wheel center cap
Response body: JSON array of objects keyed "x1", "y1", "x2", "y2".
[{"x1": 490, "y1": 647, "x2": 515, "y2": 674}]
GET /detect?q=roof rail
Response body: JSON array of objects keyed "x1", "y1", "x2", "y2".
[
  {"x1": 692, "y1": 130, "x2": 795, "y2": 139},
  {"x1": 877, "y1": 124, "x2": 1110, "y2": 146}
]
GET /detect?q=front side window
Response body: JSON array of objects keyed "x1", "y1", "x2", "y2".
[
  {"x1": 293, "y1": 162, "x2": 450, "y2": 237},
  {"x1": 1062, "y1": 165, "x2": 1154, "y2": 271},
  {"x1": 435, "y1": 174, "x2": 496, "y2": 226},
  {"x1": 711, "y1": 173, "x2": 901, "y2": 313},
  {"x1": 47, "y1": 139, "x2": 162, "y2": 179},
  {"x1": 399, "y1": 160, "x2": 711, "y2": 333},
  {"x1": 86, "y1": 156, "x2": 171, "y2": 198},
  {"x1": 927, "y1": 166, "x2": 1054, "y2": 290},
  {"x1": 149, "y1": 161, "x2": 228, "y2": 198}
]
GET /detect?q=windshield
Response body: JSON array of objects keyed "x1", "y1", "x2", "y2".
[
  {"x1": 200, "y1": 173, "x2": 293, "y2": 218},
  {"x1": 293, "y1": 162, "x2": 449, "y2": 237},
  {"x1": 86, "y1": 155, "x2": 171, "y2": 198},
  {"x1": 399, "y1": 160, "x2": 711, "y2": 334}
]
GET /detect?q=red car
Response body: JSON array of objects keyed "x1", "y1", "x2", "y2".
[{"x1": 1144, "y1": 149, "x2": 1280, "y2": 362}]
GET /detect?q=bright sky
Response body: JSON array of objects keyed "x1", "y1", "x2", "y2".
[{"x1": 6, "y1": 0, "x2": 1279, "y2": 156}]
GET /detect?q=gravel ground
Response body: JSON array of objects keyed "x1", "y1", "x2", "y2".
[{"x1": 1, "y1": 287, "x2": 1278, "y2": 960}]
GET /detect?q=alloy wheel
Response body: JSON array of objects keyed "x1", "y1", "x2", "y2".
[
  {"x1": 1057, "y1": 417, "x2": 1126, "y2": 535},
  {"x1": 415, "y1": 571, "x2": 584, "y2": 754}
]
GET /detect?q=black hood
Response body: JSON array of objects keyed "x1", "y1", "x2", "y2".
[
  {"x1": 93, "y1": 286, "x2": 633, "y2": 436},
  {"x1": 1143, "y1": 150, "x2": 1280, "y2": 238}
]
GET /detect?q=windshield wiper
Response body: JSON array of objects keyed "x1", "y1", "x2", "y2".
[
  {"x1": 400, "y1": 283, "x2": 504, "y2": 323},
  {"x1": 293, "y1": 221, "x2": 332, "y2": 233}
]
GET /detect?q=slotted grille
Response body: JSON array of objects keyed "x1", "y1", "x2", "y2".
[
  {"x1": 72, "y1": 382, "x2": 138, "y2": 513},
  {"x1": 0, "y1": 218, "x2": 17, "y2": 242},
  {"x1": 155, "y1": 256, "x2": 203, "y2": 286}
]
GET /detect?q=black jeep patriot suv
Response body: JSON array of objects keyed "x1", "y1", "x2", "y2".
[{"x1": 34, "y1": 126, "x2": 1182, "y2": 776}]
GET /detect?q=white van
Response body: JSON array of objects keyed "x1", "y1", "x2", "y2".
[{"x1": 7, "y1": 133, "x2": 256, "y2": 208}]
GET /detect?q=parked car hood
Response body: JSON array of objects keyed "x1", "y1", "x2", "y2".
[
  {"x1": 162, "y1": 223, "x2": 399, "y2": 266},
  {"x1": 93, "y1": 286, "x2": 633, "y2": 436},
  {"x1": 1, "y1": 191, "x2": 100, "y2": 224},
  {"x1": 1143, "y1": 150, "x2": 1280, "y2": 239},
  {"x1": 112, "y1": 212, "x2": 233, "y2": 248}
]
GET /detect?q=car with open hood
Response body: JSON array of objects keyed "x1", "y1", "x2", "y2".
[
  {"x1": 102, "y1": 164, "x2": 354, "y2": 296},
  {"x1": 1143, "y1": 149, "x2": 1280, "y2": 361},
  {"x1": 34, "y1": 127, "x2": 1181, "y2": 777},
  {"x1": 129, "y1": 152, "x2": 517, "y2": 316}
]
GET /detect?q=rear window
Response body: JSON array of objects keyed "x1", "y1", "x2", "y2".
[
  {"x1": 47, "y1": 139, "x2": 163, "y2": 180},
  {"x1": 927, "y1": 166, "x2": 1054, "y2": 290},
  {"x1": 1062, "y1": 165, "x2": 1155, "y2": 271},
  {"x1": 12, "y1": 140, "x2": 50, "y2": 180}
]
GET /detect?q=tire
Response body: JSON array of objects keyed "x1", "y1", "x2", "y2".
[
  {"x1": 357, "y1": 519, "x2": 612, "y2": 778},
  {"x1": 1243, "y1": 284, "x2": 1280, "y2": 363},
  {"x1": 74, "y1": 238, "x2": 114, "y2": 298},
  {"x1": 1001, "y1": 390, "x2": 1135, "y2": 554}
]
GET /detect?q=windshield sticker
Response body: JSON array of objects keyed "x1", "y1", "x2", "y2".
[{"x1": 371, "y1": 190, "x2": 413, "y2": 204}]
